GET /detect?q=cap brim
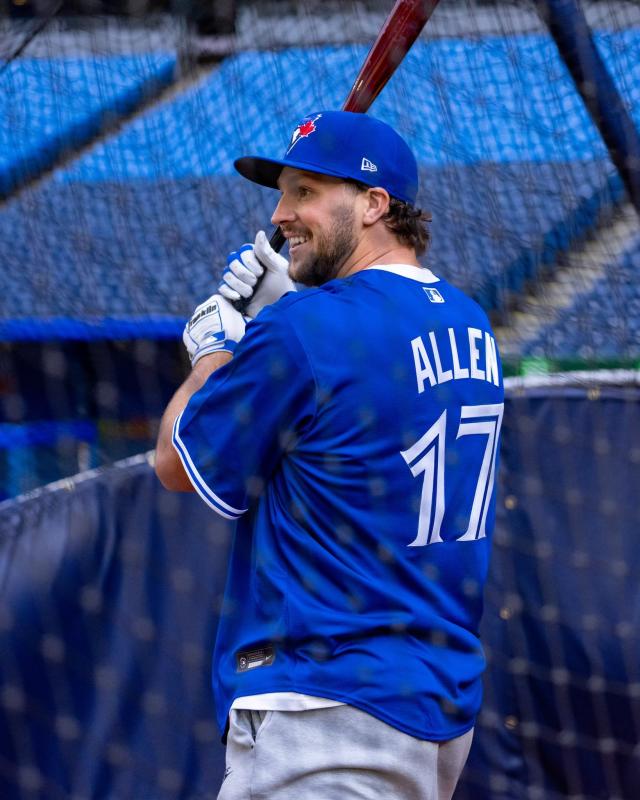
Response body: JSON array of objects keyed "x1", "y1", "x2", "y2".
[
  {"x1": 234, "y1": 155, "x2": 366, "y2": 190},
  {"x1": 234, "y1": 156, "x2": 286, "y2": 189}
]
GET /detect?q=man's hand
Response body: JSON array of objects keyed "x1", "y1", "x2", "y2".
[
  {"x1": 219, "y1": 231, "x2": 296, "y2": 318},
  {"x1": 183, "y1": 294, "x2": 246, "y2": 366}
]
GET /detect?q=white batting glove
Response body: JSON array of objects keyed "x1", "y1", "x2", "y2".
[
  {"x1": 183, "y1": 294, "x2": 246, "y2": 366},
  {"x1": 218, "y1": 231, "x2": 296, "y2": 319}
]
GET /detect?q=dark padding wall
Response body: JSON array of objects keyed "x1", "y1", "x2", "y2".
[{"x1": 0, "y1": 385, "x2": 638, "y2": 799}]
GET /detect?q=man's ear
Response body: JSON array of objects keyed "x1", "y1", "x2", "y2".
[{"x1": 361, "y1": 187, "x2": 391, "y2": 226}]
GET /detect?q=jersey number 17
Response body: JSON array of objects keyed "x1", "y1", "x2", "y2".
[{"x1": 400, "y1": 403, "x2": 504, "y2": 547}]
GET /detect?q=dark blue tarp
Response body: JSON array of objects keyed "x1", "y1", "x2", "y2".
[
  {"x1": 0, "y1": 385, "x2": 638, "y2": 799},
  {"x1": 0, "y1": 457, "x2": 230, "y2": 799}
]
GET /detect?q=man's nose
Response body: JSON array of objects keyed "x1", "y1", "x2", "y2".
[{"x1": 271, "y1": 195, "x2": 295, "y2": 227}]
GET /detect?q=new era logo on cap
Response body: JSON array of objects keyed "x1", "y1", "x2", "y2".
[{"x1": 361, "y1": 158, "x2": 377, "y2": 172}]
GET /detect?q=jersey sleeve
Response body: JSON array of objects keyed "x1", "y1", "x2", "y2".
[{"x1": 171, "y1": 304, "x2": 317, "y2": 519}]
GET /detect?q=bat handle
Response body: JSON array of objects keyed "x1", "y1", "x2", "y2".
[
  {"x1": 231, "y1": 226, "x2": 286, "y2": 314},
  {"x1": 269, "y1": 226, "x2": 286, "y2": 252}
]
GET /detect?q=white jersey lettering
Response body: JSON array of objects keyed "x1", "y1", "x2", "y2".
[
  {"x1": 411, "y1": 336, "x2": 437, "y2": 393},
  {"x1": 411, "y1": 327, "x2": 502, "y2": 391}
]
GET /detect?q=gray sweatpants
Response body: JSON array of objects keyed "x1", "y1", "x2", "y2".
[{"x1": 217, "y1": 705, "x2": 473, "y2": 800}]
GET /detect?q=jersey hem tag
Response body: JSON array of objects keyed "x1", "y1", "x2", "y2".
[{"x1": 237, "y1": 645, "x2": 276, "y2": 672}]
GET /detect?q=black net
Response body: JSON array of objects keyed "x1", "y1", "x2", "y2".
[
  {"x1": 1, "y1": 3, "x2": 639, "y2": 797},
  {"x1": 1, "y1": 1, "x2": 638, "y2": 493},
  {"x1": 0, "y1": 4, "x2": 638, "y2": 484},
  {"x1": 2, "y1": 2, "x2": 639, "y2": 330},
  {"x1": 1, "y1": 380, "x2": 639, "y2": 799}
]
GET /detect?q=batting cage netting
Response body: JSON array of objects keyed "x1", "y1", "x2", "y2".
[
  {"x1": 0, "y1": 0, "x2": 639, "y2": 797},
  {"x1": 2, "y1": 374, "x2": 639, "y2": 799},
  {"x1": 1, "y1": 0, "x2": 639, "y2": 495}
]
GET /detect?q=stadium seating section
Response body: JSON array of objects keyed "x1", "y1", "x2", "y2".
[
  {"x1": 525, "y1": 234, "x2": 640, "y2": 359},
  {"x1": 0, "y1": 30, "x2": 638, "y2": 359},
  {"x1": 0, "y1": 53, "x2": 176, "y2": 198}
]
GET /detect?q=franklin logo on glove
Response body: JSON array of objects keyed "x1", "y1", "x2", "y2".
[{"x1": 182, "y1": 295, "x2": 246, "y2": 366}]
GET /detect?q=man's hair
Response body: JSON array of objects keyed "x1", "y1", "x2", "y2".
[{"x1": 347, "y1": 180, "x2": 432, "y2": 256}]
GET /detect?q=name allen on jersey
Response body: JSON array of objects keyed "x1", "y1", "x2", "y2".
[{"x1": 411, "y1": 326, "x2": 501, "y2": 392}]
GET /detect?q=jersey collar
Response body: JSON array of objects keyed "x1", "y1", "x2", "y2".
[{"x1": 362, "y1": 263, "x2": 440, "y2": 283}]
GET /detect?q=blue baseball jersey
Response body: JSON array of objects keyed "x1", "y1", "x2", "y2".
[{"x1": 173, "y1": 264, "x2": 504, "y2": 741}]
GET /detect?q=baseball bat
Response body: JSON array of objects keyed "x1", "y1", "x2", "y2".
[{"x1": 235, "y1": 0, "x2": 440, "y2": 311}]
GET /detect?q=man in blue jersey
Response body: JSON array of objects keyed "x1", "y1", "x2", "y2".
[{"x1": 155, "y1": 110, "x2": 504, "y2": 800}]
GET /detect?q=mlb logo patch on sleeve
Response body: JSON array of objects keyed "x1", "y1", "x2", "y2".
[{"x1": 423, "y1": 287, "x2": 445, "y2": 303}]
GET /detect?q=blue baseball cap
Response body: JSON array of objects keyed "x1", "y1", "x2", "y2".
[{"x1": 234, "y1": 110, "x2": 418, "y2": 205}]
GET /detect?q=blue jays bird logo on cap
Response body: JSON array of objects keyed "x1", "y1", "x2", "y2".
[{"x1": 286, "y1": 113, "x2": 322, "y2": 154}]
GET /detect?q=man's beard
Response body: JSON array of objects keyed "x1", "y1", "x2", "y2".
[{"x1": 290, "y1": 205, "x2": 357, "y2": 287}]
